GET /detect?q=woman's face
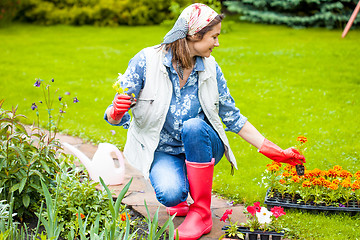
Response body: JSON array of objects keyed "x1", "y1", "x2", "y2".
[{"x1": 188, "y1": 22, "x2": 221, "y2": 58}]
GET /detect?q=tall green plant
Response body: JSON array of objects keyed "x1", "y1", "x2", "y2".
[
  {"x1": 0, "y1": 99, "x2": 60, "y2": 219},
  {"x1": 38, "y1": 180, "x2": 64, "y2": 239},
  {"x1": 143, "y1": 200, "x2": 178, "y2": 240},
  {"x1": 0, "y1": 78, "x2": 78, "y2": 219}
]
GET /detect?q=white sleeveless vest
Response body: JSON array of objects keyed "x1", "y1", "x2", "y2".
[{"x1": 123, "y1": 46, "x2": 237, "y2": 178}]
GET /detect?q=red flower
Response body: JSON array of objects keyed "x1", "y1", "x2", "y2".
[
  {"x1": 220, "y1": 209, "x2": 233, "y2": 222},
  {"x1": 247, "y1": 202, "x2": 261, "y2": 216},
  {"x1": 270, "y1": 206, "x2": 286, "y2": 218}
]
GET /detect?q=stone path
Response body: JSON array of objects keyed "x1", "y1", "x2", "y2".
[{"x1": 58, "y1": 133, "x2": 248, "y2": 239}]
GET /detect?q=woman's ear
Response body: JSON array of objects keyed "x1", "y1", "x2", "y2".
[{"x1": 187, "y1": 34, "x2": 201, "y2": 42}]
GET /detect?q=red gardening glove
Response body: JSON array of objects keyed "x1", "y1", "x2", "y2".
[
  {"x1": 109, "y1": 94, "x2": 132, "y2": 121},
  {"x1": 259, "y1": 139, "x2": 306, "y2": 166}
]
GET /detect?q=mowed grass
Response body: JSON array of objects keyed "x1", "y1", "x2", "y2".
[{"x1": 1, "y1": 22, "x2": 359, "y2": 239}]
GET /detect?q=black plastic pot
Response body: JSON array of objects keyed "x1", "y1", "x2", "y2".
[
  {"x1": 264, "y1": 188, "x2": 360, "y2": 213},
  {"x1": 260, "y1": 234, "x2": 270, "y2": 240},
  {"x1": 248, "y1": 233, "x2": 257, "y2": 240},
  {"x1": 222, "y1": 226, "x2": 284, "y2": 240}
]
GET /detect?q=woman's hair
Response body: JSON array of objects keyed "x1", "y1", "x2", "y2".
[{"x1": 165, "y1": 14, "x2": 224, "y2": 69}]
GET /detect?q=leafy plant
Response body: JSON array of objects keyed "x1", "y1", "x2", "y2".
[
  {"x1": 45, "y1": 161, "x2": 113, "y2": 238},
  {"x1": 264, "y1": 162, "x2": 360, "y2": 206},
  {"x1": 0, "y1": 190, "x2": 32, "y2": 240},
  {"x1": 0, "y1": 99, "x2": 60, "y2": 219},
  {"x1": 38, "y1": 180, "x2": 64, "y2": 239},
  {"x1": 143, "y1": 199, "x2": 177, "y2": 240},
  {"x1": 219, "y1": 209, "x2": 244, "y2": 239}
]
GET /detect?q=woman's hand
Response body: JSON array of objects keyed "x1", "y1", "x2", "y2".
[
  {"x1": 259, "y1": 139, "x2": 306, "y2": 166},
  {"x1": 109, "y1": 94, "x2": 132, "y2": 121}
]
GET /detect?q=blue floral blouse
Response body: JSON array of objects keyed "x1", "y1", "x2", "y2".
[{"x1": 105, "y1": 49, "x2": 247, "y2": 155}]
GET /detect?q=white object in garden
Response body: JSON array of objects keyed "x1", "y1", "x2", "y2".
[{"x1": 62, "y1": 142, "x2": 125, "y2": 185}]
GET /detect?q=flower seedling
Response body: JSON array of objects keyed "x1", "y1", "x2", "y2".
[{"x1": 112, "y1": 74, "x2": 136, "y2": 108}]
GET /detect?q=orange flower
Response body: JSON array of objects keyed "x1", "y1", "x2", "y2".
[
  {"x1": 76, "y1": 213, "x2": 85, "y2": 219},
  {"x1": 279, "y1": 179, "x2": 286, "y2": 185},
  {"x1": 329, "y1": 183, "x2": 339, "y2": 190},
  {"x1": 310, "y1": 168, "x2": 322, "y2": 177},
  {"x1": 267, "y1": 164, "x2": 280, "y2": 172},
  {"x1": 303, "y1": 171, "x2": 312, "y2": 179},
  {"x1": 322, "y1": 179, "x2": 332, "y2": 188},
  {"x1": 291, "y1": 175, "x2": 300, "y2": 183},
  {"x1": 333, "y1": 165, "x2": 342, "y2": 171},
  {"x1": 332, "y1": 179, "x2": 340, "y2": 185},
  {"x1": 341, "y1": 178, "x2": 351, "y2": 188},
  {"x1": 351, "y1": 181, "x2": 360, "y2": 190},
  {"x1": 339, "y1": 170, "x2": 352, "y2": 178},
  {"x1": 120, "y1": 212, "x2": 131, "y2": 221},
  {"x1": 284, "y1": 164, "x2": 293, "y2": 172},
  {"x1": 282, "y1": 172, "x2": 291, "y2": 178},
  {"x1": 311, "y1": 178, "x2": 322, "y2": 186},
  {"x1": 320, "y1": 170, "x2": 328, "y2": 177},
  {"x1": 355, "y1": 171, "x2": 360, "y2": 180},
  {"x1": 266, "y1": 161, "x2": 281, "y2": 172},
  {"x1": 327, "y1": 169, "x2": 338, "y2": 178},
  {"x1": 302, "y1": 181, "x2": 311, "y2": 188},
  {"x1": 296, "y1": 136, "x2": 307, "y2": 143}
]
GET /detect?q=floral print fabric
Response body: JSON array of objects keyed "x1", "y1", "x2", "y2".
[{"x1": 106, "y1": 49, "x2": 247, "y2": 155}]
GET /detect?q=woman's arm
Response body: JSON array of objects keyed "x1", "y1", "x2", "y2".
[
  {"x1": 237, "y1": 121, "x2": 265, "y2": 149},
  {"x1": 238, "y1": 121, "x2": 305, "y2": 165}
]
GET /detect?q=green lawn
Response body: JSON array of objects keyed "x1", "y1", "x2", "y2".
[{"x1": 1, "y1": 22, "x2": 360, "y2": 239}]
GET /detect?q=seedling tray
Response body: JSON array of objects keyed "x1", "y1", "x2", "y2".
[{"x1": 264, "y1": 188, "x2": 360, "y2": 212}]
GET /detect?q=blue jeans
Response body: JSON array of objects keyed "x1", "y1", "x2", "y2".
[{"x1": 149, "y1": 118, "x2": 225, "y2": 207}]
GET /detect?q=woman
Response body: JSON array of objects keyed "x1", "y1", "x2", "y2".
[{"x1": 105, "y1": 3, "x2": 305, "y2": 240}]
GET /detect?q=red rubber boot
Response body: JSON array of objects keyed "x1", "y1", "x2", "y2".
[
  {"x1": 166, "y1": 201, "x2": 189, "y2": 216},
  {"x1": 175, "y1": 159, "x2": 214, "y2": 240}
]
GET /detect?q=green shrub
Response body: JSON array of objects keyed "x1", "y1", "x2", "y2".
[
  {"x1": 0, "y1": 99, "x2": 61, "y2": 220},
  {"x1": 18, "y1": 0, "x2": 192, "y2": 26},
  {"x1": 0, "y1": 0, "x2": 22, "y2": 26},
  {"x1": 17, "y1": 0, "x2": 223, "y2": 26},
  {"x1": 224, "y1": 0, "x2": 360, "y2": 29}
]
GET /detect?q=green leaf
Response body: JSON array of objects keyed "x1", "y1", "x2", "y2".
[
  {"x1": 40, "y1": 160, "x2": 51, "y2": 174},
  {"x1": 8, "y1": 145, "x2": 26, "y2": 163},
  {"x1": 10, "y1": 183, "x2": 20, "y2": 193},
  {"x1": 22, "y1": 194, "x2": 30, "y2": 208},
  {"x1": 29, "y1": 169, "x2": 45, "y2": 181},
  {"x1": 19, "y1": 177, "x2": 27, "y2": 193}
]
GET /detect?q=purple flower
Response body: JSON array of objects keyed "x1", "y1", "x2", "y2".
[
  {"x1": 339, "y1": 203, "x2": 346, "y2": 208},
  {"x1": 34, "y1": 79, "x2": 41, "y2": 87},
  {"x1": 73, "y1": 97, "x2": 79, "y2": 103},
  {"x1": 110, "y1": 130, "x2": 116, "y2": 135},
  {"x1": 59, "y1": 109, "x2": 66, "y2": 113},
  {"x1": 58, "y1": 95, "x2": 63, "y2": 101},
  {"x1": 31, "y1": 103, "x2": 37, "y2": 110},
  {"x1": 51, "y1": 78, "x2": 54, "y2": 82},
  {"x1": 65, "y1": 92, "x2": 70, "y2": 95}
]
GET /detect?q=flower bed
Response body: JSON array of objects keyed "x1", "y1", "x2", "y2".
[{"x1": 263, "y1": 161, "x2": 360, "y2": 211}]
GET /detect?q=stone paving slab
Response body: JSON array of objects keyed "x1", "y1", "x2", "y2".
[{"x1": 57, "y1": 132, "x2": 248, "y2": 239}]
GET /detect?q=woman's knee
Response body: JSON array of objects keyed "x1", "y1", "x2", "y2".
[
  {"x1": 154, "y1": 185, "x2": 188, "y2": 207},
  {"x1": 182, "y1": 118, "x2": 207, "y2": 138}
]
